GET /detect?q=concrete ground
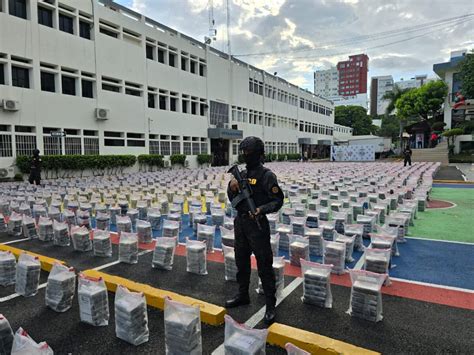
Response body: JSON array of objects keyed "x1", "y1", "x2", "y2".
[{"x1": 451, "y1": 163, "x2": 474, "y2": 181}]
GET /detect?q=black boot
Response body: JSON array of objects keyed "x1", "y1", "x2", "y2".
[
  {"x1": 225, "y1": 294, "x2": 250, "y2": 308},
  {"x1": 264, "y1": 305, "x2": 276, "y2": 325}
]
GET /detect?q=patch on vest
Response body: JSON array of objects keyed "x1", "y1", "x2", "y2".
[
  {"x1": 248, "y1": 178, "x2": 257, "y2": 185},
  {"x1": 271, "y1": 186, "x2": 279, "y2": 193}
]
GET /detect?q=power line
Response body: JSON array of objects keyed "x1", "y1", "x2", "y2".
[{"x1": 233, "y1": 13, "x2": 474, "y2": 58}]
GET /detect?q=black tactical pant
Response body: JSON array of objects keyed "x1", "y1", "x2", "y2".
[
  {"x1": 404, "y1": 156, "x2": 412, "y2": 166},
  {"x1": 234, "y1": 214, "x2": 276, "y2": 308}
]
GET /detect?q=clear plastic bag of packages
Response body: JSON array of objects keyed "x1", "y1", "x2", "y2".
[
  {"x1": 71, "y1": 226, "x2": 92, "y2": 252},
  {"x1": 136, "y1": 219, "x2": 152, "y2": 244},
  {"x1": 222, "y1": 245, "x2": 237, "y2": 282},
  {"x1": 119, "y1": 232, "x2": 138, "y2": 264},
  {"x1": 93, "y1": 229, "x2": 112, "y2": 258},
  {"x1": 220, "y1": 225, "x2": 235, "y2": 248},
  {"x1": 38, "y1": 216, "x2": 54, "y2": 242},
  {"x1": 164, "y1": 297, "x2": 202, "y2": 355},
  {"x1": 114, "y1": 285, "x2": 149, "y2": 346},
  {"x1": 7, "y1": 212, "x2": 22, "y2": 237},
  {"x1": 257, "y1": 256, "x2": 285, "y2": 298},
  {"x1": 270, "y1": 233, "x2": 280, "y2": 256},
  {"x1": 344, "y1": 224, "x2": 364, "y2": 252},
  {"x1": 347, "y1": 269, "x2": 386, "y2": 322},
  {"x1": 323, "y1": 241, "x2": 346, "y2": 275},
  {"x1": 197, "y1": 224, "x2": 216, "y2": 252},
  {"x1": 11, "y1": 327, "x2": 53, "y2": 355},
  {"x1": 116, "y1": 215, "x2": 132, "y2": 236},
  {"x1": 186, "y1": 238, "x2": 207, "y2": 275},
  {"x1": 275, "y1": 223, "x2": 291, "y2": 251},
  {"x1": 95, "y1": 212, "x2": 110, "y2": 231},
  {"x1": 289, "y1": 235, "x2": 309, "y2": 267},
  {"x1": 224, "y1": 315, "x2": 268, "y2": 355},
  {"x1": 22, "y1": 215, "x2": 38, "y2": 239},
  {"x1": 285, "y1": 342, "x2": 311, "y2": 355},
  {"x1": 45, "y1": 263, "x2": 76, "y2": 312},
  {"x1": 53, "y1": 220, "x2": 70, "y2": 247},
  {"x1": 301, "y1": 260, "x2": 333, "y2": 308},
  {"x1": 335, "y1": 233, "x2": 355, "y2": 263},
  {"x1": 0, "y1": 251, "x2": 16, "y2": 286},
  {"x1": 0, "y1": 314, "x2": 14, "y2": 355},
  {"x1": 78, "y1": 273, "x2": 109, "y2": 326},
  {"x1": 147, "y1": 207, "x2": 161, "y2": 230},
  {"x1": 15, "y1": 253, "x2": 41, "y2": 297},
  {"x1": 304, "y1": 227, "x2": 324, "y2": 256},
  {"x1": 163, "y1": 219, "x2": 180, "y2": 240},
  {"x1": 152, "y1": 237, "x2": 176, "y2": 270},
  {"x1": 363, "y1": 248, "x2": 391, "y2": 286},
  {"x1": 290, "y1": 216, "x2": 306, "y2": 236}
]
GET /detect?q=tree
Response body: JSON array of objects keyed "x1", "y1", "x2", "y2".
[
  {"x1": 382, "y1": 85, "x2": 411, "y2": 116},
  {"x1": 459, "y1": 50, "x2": 474, "y2": 99},
  {"x1": 442, "y1": 128, "x2": 464, "y2": 154},
  {"x1": 335, "y1": 105, "x2": 377, "y2": 135},
  {"x1": 379, "y1": 114, "x2": 400, "y2": 140}
]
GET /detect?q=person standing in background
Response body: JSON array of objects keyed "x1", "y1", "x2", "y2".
[
  {"x1": 28, "y1": 149, "x2": 42, "y2": 185},
  {"x1": 403, "y1": 146, "x2": 412, "y2": 167}
]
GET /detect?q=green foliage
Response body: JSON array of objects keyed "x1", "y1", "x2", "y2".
[
  {"x1": 265, "y1": 153, "x2": 277, "y2": 162},
  {"x1": 197, "y1": 154, "x2": 212, "y2": 165},
  {"x1": 442, "y1": 128, "x2": 465, "y2": 150},
  {"x1": 458, "y1": 120, "x2": 474, "y2": 134},
  {"x1": 277, "y1": 154, "x2": 286, "y2": 161},
  {"x1": 286, "y1": 153, "x2": 301, "y2": 161},
  {"x1": 14, "y1": 173, "x2": 23, "y2": 182},
  {"x1": 382, "y1": 85, "x2": 411, "y2": 116},
  {"x1": 335, "y1": 106, "x2": 377, "y2": 135},
  {"x1": 431, "y1": 121, "x2": 447, "y2": 131},
  {"x1": 170, "y1": 154, "x2": 186, "y2": 166},
  {"x1": 16, "y1": 155, "x2": 136, "y2": 175},
  {"x1": 459, "y1": 51, "x2": 474, "y2": 99},
  {"x1": 137, "y1": 154, "x2": 164, "y2": 168},
  {"x1": 449, "y1": 154, "x2": 473, "y2": 164},
  {"x1": 395, "y1": 80, "x2": 448, "y2": 121},
  {"x1": 379, "y1": 115, "x2": 400, "y2": 140}
]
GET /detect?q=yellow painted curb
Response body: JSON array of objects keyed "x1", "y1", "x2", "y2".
[
  {"x1": 433, "y1": 179, "x2": 474, "y2": 184},
  {"x1": 267, "y1": 323, "x2": 380, "y2": 355},
  {"x1": 0, "y1": 244, "x2": 65, "y2": 272},
  {"x1": 82, "y1": 269, "x2": 226, "y2": 325}
]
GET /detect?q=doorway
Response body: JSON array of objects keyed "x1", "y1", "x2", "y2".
[{"x1": 211, "y1": 139, "x2": 229, "y2": 166}]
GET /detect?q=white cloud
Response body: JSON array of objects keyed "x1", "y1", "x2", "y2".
[{"x1": 280, "y1": 18, "x2": 314, "y2": 49}]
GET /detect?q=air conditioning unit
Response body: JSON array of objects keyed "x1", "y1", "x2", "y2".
[
  {"x1": 2, "y1": 100, "x2": 20, "y2": 111},
  {"x1": 95, "y1": 108, "x2": 110, "y2": 120},
  {"x1": 0, "y1": 167, "x2": 15, "y2": 179}
]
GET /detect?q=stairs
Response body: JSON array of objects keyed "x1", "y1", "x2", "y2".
[{"x1": 411, "y1": 141, "x2": 449, "y2": 165}]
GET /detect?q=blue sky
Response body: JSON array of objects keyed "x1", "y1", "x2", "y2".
[{"x1": 115, "y1": 0, "x2": 474, "y2": 91}]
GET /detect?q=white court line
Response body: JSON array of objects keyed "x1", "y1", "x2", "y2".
[
  {"x1": 211, "y1": 277, "x2": 303, "y2": 355},
  {"x1": 92, "y1": 249, "x2": 152, "y2": 271},
  {"x1": 0, "y1": 282, "x2": 47, "y2": 303},
  {"x1": 390, "y1": 277, "x2": 474, "y2": 293},
  {"x1": 354, "y1": 251, "x2": 366, "y2": 270},
  {"x1": 2, "y1": 238, "x2": 30, "y2": 245},
  {"x1": 406, "y1": 236, "x2": 474, "y2": 245}
]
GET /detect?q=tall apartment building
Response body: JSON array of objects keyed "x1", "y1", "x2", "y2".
[
  {"x1": 337, "y1": 54, "x2": 369, "y2": 97},
  {"x1": 370, "y1": 75, "x2": 394, "y2": 116},
  {"x1": 313, "y1": 67, "x2": 339, "y2": 97},
  {"x1": 395, "y1": 75, "x2": 429, "y2": 90},
  {"x1": 0, "y1": 0, "x2": 344, "y2": 170}
]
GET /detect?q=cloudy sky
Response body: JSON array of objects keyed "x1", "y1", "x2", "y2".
[{"x1": 116, "y1": 0, "x2": 474, "y2": 91}]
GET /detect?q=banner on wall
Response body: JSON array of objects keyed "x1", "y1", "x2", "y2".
[{"x1": 330, "y1": 145, "x2": 375, "y2": 162}]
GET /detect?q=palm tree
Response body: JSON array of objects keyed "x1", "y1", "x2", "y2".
[{"x1": 383, "y1": 85, "x2": 410, "y2": 116}]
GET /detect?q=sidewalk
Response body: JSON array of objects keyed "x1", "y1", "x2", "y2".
[{"x1": 450, "y1": 163, "x2": 474, "y2": 181}]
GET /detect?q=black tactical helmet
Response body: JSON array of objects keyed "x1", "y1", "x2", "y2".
[{"x1": 239, "y1": 136, "x2": 264, "y2": 155}]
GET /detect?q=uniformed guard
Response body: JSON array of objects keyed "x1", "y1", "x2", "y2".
[
  {"x1": 28, "y1": 149, "x2": 42, "y2": 186},
  {"x1": 226, "y1": 136, "x2": 284, "y2": 325}
]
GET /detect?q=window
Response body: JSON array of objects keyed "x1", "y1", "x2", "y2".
[
  {"x1": 43, "y1": 136, "x2": 62, "y2": 155},
  {"x1": 158, "y1": 48, "x2": 165, "y2": 63},
  {"x1": 182, "y1": 98, "x2": 189, "y2": 113},
  {"x1": 199, "y1": 63, "x2": 206, "y2": 77},
  {"x1": 190, "y1": 60, "x2": 196, "y2": 74},
  {"x1": 160, "y1": 141, "x2": 170, "y2": 156},
  {"x1": 38, "y1": 6, "x2": 53, "y2": 27},
  {"x1": 62, "y1": 76, "x2": 76, "y2": 95},
  {"x1": 183, "y1": 141, "x2": 191, "y2": 155},
  {"x1": 82, "y1": 80, "x2": 93, "y2": 98},
  {"x1": 146, "y1": 45, "x2": 154, "y2": 60},
  {"x1": 170, "y1": 96, "x2": 177, "y2": 112},
  {"x1": 149, "y1": 141, "x2": 160, "y2": 154},
  {"x1": 12, "y1": 66, "x2": 29, "y2": 88},
  {"x1": 102, "y1": 81, "x2": 120, "y2": 92},
  {"x1": 159, "y1": 94, "x2": 167, "y2": 110},
  {"x1": 127, "y1": 140, "x2": 145, "y2": 147},
  {"x1": 191, "y1": 101, "x2": 197, "y2": 115},
  {"x1": 171, "y1": 141, "x2": 180, "y2": 155},
  {"x1": 41, "y1": 72, "x2": 55, "y2": 92},
  {"x1": 201, "y1": 141, "x2": 208, "y2": 154},
  {"x1": 15, "y1": 135, "x2": 36, "y2": 156},
  {"x1": 59, "y1": 13, "x2": 74, "y2": 34},
  {"x1": 0, "y1": 135, "x2": 12, "y2": 157},
  {"x1": 104, "y1": 139, "x2": 124, "y2": 146},
  {"x1": 148, "y1": 93, "x2": 156, "y2": 108},
  {"x1": 65, "y1": 137, "x2": 81, "y2": 155},
  {"x1": 100, "y1": 27, "x2": 118, "y2": 38},
  {"x1": 0, "y1": 64, "x2": 5, "y2": 85},
  {"x1": 209, "y1": 101, "x2": 229, "y2": 127},
  {"x1": 84, "y1": 137, "x2": 99, "y2": 155},
  {"x1": 192, "y1": 141, "x2": 200, "y2": 155},
  {"x1": 200, "y1": 103, "x2": 206, "y2": 116},
  {"x1": 181, "y1": 57, "x2": 188, "y2": 71},
  {"x1": 79, "y1": 21, "x2": 91, "y2": 39},
  {"x1": 9, "y1": 0, "x2": 27, "y2": 19},
  {"x1": 125, "y1": 88, "x2": 141, "y2": 97},
  {"x1": 168, "y1": 52, "x2": 176, "y2": 67}
]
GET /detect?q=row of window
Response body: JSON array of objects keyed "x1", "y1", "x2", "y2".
[
  {"x1": 231, "y1": 106, "x2": 298, "y2": 130},
  {"x1": 334, "y1": 126, "x2": 352, "y2": 134},
  {"x1": 231, "y1": 140, "x2": 298, "y2": 155},
  {"x1": 299, "y1": 121, "x2": 334, "y2": 136},
  {"x1": 147, "y1": 89, "x2": 207, "y2": 116},
  {"x1": 146, "y1": 42, "x2": 207, "y2": 77}
]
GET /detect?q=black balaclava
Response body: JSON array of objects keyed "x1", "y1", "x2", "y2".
[
  {"x1": 33, "y1": 149, "x2": 40, "y2": 157},
  {"x1": 239, "y1": 136, "x2": 264, "y2": 170}
]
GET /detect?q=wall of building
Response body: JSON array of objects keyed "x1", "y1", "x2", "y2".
[{"x1": 0, "y1": 0, "x2": 346, "y2": 170}]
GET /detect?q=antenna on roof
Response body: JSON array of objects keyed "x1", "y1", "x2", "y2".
[{"x1": 205, "y1": 0, "x2": 217, "y2": 45}]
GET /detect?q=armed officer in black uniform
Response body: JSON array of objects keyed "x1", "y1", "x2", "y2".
[{"x1": 226, "y1": 136, "x2": 284, "y2": 325}]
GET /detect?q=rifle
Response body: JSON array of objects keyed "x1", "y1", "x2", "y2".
[{"x1": 227, "y1": 164, "x2": 262, "y2": 230}]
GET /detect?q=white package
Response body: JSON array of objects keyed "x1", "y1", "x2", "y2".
[
  {"x1": 22, "y1": 215, "x2": 38, "y2": 239},
  {"x1": 114, "y1": 285, "x2": 149, "y2": 346},
  {"x1": 285, "y1": 343, "x2": 310, "y2": 355},
  {"x1": 344, "y1": 224, "x2": 365, "y2": 252},
  {"x1": 147, "y1": 207, "x2": 162, "y2": 230},
  {"x1": 93, "y1": 230, "x2": 112, "y2": 258},
  {"x1": 116, "y1": 215, "x2": 132, "y2": 236},
  {"x1": 0, "y1": 314, "x2": 14, "y2": 355},
  {"x1": 364, "y1": 248, "x2": 391, "y2": 286},
  {"x1": 323, "y1": 241, "x2": 346, "y2": 275},
  {"x1": 78, "y1": 273, "x2": 109, "y2": 326},
  {"x1": 45, "y1": 263, "x2": 76, "y2": 312},
  {"x1": 347, "y1": 269, "x2": 386, "y2": 322},
  {"x1": 304, "y1": 227, "x2": 324, "y2": 256},
  {"x1": 0, "y1": 251, "x2": 16, "y2": 286},
  {"x1": 164, "y1": 297, "x2": 202, "y2": 355},
  {"x1": 7, "y1": 212, "x2": 22, "y2": 237},
  {"x1": 15, "y1": 253, "x2": 41, "y2": 297},
  {"x1": 220, "y1": 225, "x2": 235, "y2": 248},
  {"x1": 301, "y1": 260, "x2": 332, "y2": 308},
  {"x1": 335, "y1": 233, "x2": 355, "y2": 263},
  {"x1": 71, "y1": 226, "x2": 92, "y2": 252},
  {"x1": 289, "y1": 235, "x2": 309, "y2": 267},
  {"x1": 290, "y1": 216, "x2": 306, "y2": 236},
  {"x1": 38, "y1": 217, "x2": 54, "y2": 242},
  {"x1": 163, "y1": 219, "x2": 180, "y2": 239},
  {"x1": 257, "y1": 256, "x2": 285, "y2": 297},
  {"x1": 152, "y1": 237, "x2": 176, "y2": 270},
  {"x1": 224, "y1": 315, "x2": 268, "y2": 355},
  {"x1": 223, "y1": 245, "x2": 237, "y2": 282},
  {"x1": 119, "y1": 232, "x2": 139, "y2": 264},
  {"x1": 186, "y1": 239, "x2": 207, "y2": 275},
  {"x1": 53, "y1": 220, "x2": 70, "y2": 247},
  {"x1": 136, "y1": 219, "x2": 152, "y2": 244},
  {"x1": 95, "y1": 212, "x2": 110, "y2": 231},
  {"x1": 11, "y1": 328, "x2": 53, "y2": 355},
  {"x1": 275, "y1": 223, "x2": 291, "y2": 251},
  {"x1": 197, "y1": 223, "x2": 216, "y2": 252},
  {"x1": 270, "y1": 233, "x2": 280, "y2": 256}
]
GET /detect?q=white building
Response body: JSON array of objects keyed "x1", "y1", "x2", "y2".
[
  {"x1": 369, "y1": 75, "x2": 393, "y2": 116},
  {"x1": 329, "y1": 93, "x2": 368, "y2": 110},
  {"x1": 313, "y1": 67, "x2": 339, "y2": 98},
  {"x1": 0, "y1": 0, "x2": 344, "y2": 171},
  {"x1": 395, "y1": 75, "x2": 430, "y2": 90}
]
